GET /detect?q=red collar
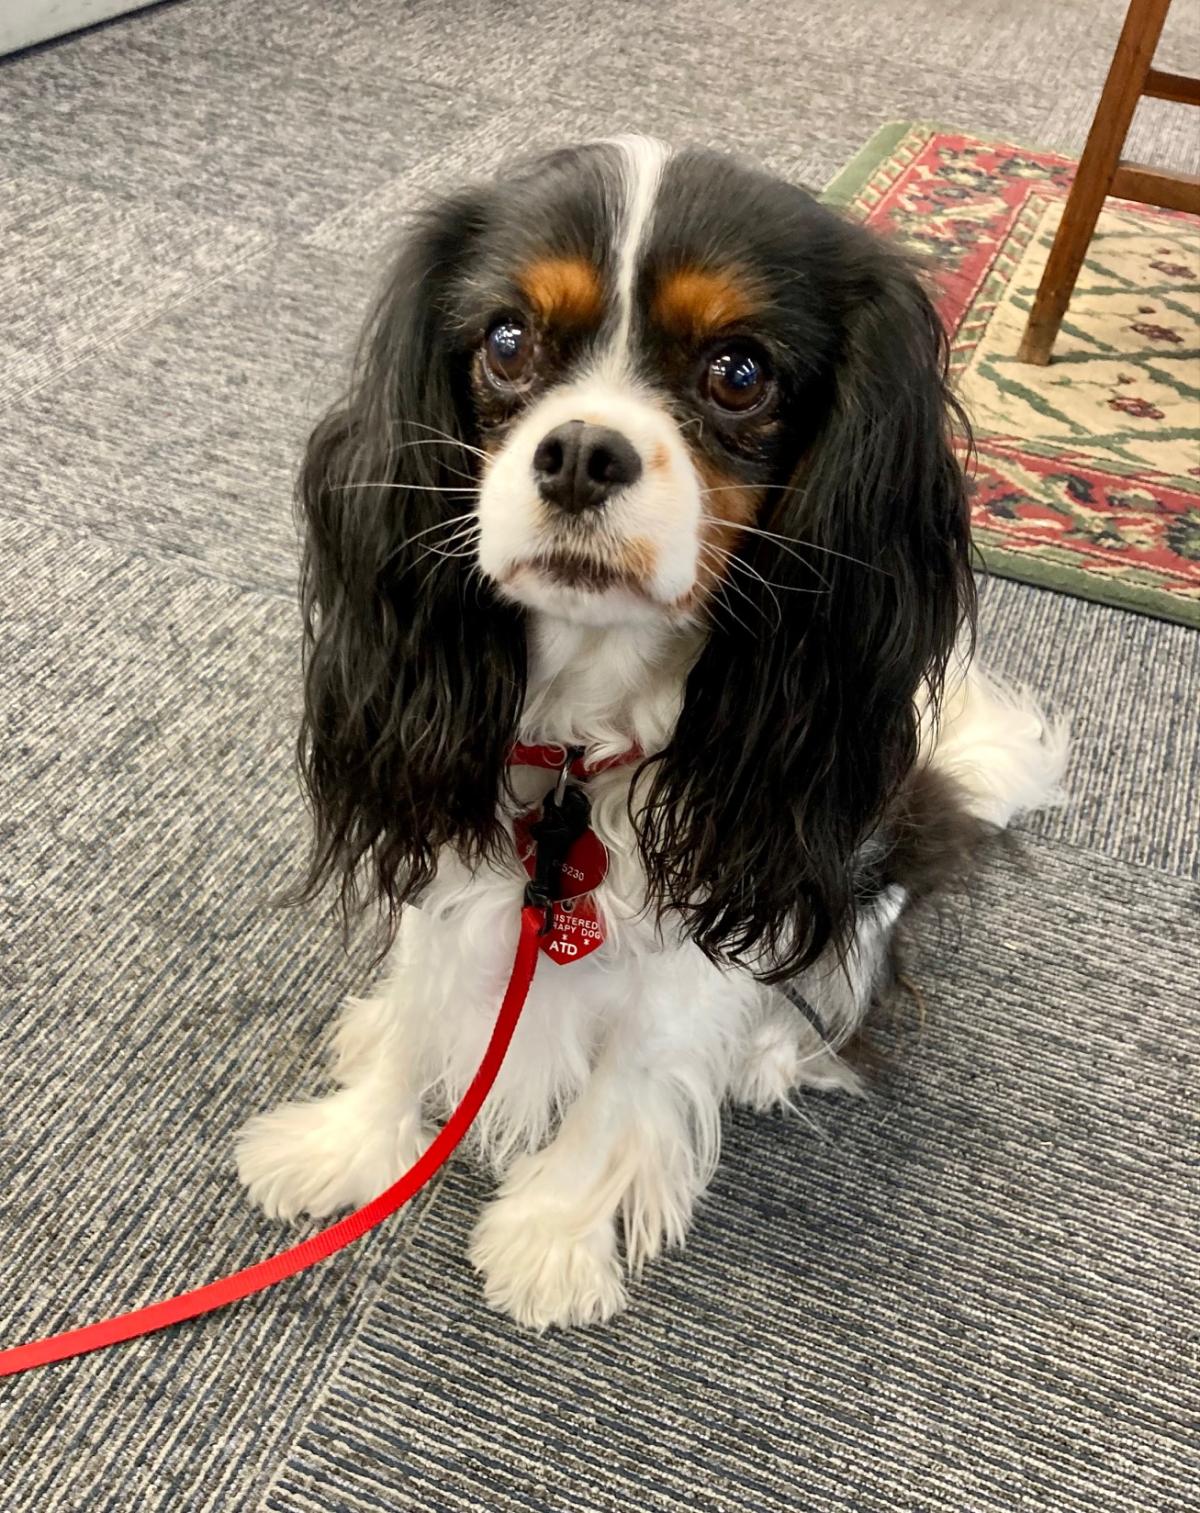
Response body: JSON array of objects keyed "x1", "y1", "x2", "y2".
[{"x1": 508, "y1": 742, "x2": 643, "y2": 779}]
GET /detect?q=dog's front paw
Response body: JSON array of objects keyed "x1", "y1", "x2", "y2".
[
  {"x1": 469, "y1": 1185, "x2": 628, "y2": 1331},
  {"x1": 235, "y1": 1090, "x2": 430, "y2": 1222}
]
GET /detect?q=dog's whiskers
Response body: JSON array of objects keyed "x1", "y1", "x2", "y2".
[
  {"x1": 723, "y1": 549, "x2": 824, "y2": 599},
  {"x1": 386, "y1": 511, "x2": 478, "y2": 554},
  {"x1": 384, "y1": 440, "x2": 480, "y2": 484},
  {"x1": 391, "y1": 419, "x2": 490, "y2": 461},
  {"x1": 697, "y1": 541, "x2": 782, "y2": 633},
  {"x1": 385, "y1": 515, "x2": 481, "y2": 578},
  {"x1": 695, "y1": 545, "x2": 764, "y2": 637},
  {"x1": 412, "y1": 518, "x2": 482, "y2": 564},
  {"x1": 734, "y1": 518, "x2": 888, "y2": 579},
  {"x1": 335, "y1": 482, "x2": 478, "y2": 496}
]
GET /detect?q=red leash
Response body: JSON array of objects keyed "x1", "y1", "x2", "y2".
[{"x1": 0, "y1": 905, "x2": 545, "y2": 1379}]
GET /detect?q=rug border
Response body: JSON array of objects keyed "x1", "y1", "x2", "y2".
[
  {"x1": 821, "y1": 120, "x2": 916, "y2": 206},
  {"x1": 820, "y1": 119, "x2": 1084, "y2": 202},
  {"x1": 822, "y1": 121, "x2": 1200, "y2": 632},
  {"x1": 973, "y1": 541, "x2": 1200, "y2": 626}
]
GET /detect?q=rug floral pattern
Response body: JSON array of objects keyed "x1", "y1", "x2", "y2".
[{"x1": 829, "y1": 125, "x2": 1200, "y2": 627}]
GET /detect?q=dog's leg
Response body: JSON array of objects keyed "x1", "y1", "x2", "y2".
[
  {"x1": 731, "y1": 996, "x2": 860, "y2": 1106},
  {"x1": 236, "y1": 971, "x2": 431, "y2": 1222},
  {"x1": 732, "y1": 885, "x2": 907, "y2": 1108},
  {"x1": 468, "y1": 948, "x2": 750, "y2": 1330}
]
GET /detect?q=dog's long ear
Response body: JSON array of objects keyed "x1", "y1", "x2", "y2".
[
  {"x1": 296, "y1": 191, "x2": 526, "y2": 934},
  {"x1": 641, "y1": 241, "x2": 975, "y2": 982}
]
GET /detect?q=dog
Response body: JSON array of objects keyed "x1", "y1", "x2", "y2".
[{"x1": 236, "y1": 138, "x2": 1065, "y2": 1329}]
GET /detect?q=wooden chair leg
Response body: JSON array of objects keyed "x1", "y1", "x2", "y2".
[{"x1": 1017, "y1": 0, "x2": 1174, "y2": 365}]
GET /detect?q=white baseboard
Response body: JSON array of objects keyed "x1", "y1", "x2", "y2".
[{"x1": 1, "y1": 1, "x2": 158, "y2": 56}]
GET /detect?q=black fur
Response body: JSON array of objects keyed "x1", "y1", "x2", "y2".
[
  {"x1": 867, "y1": 765, "x2": 1000, "y2": 908},
  {"x1": 638, "y1": 152, "x2": 976, "y2": 981},
  {"x1": 296, "y1": 187, "x2": 526, "y2": 925},
  {"x1": 295, "y1": 145, "x2": 976, "y2": 979}
]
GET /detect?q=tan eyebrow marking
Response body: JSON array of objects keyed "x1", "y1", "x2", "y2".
[
  {"x1": 518, "y1": 256, "x2": 605, "y2": 327},
  {"x1": 652, "y1": 266, "x2": 760, "y2": 339}
]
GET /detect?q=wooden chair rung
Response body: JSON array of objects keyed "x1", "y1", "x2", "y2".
[
  {"x1": 1111, "y1": 160, "x2": 1200, "y2": 214},
  {"x1": 1142, "y1": 68, "x2": 1200, "y2": 106}
]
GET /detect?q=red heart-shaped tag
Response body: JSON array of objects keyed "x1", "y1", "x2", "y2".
[{"x1": 539, "y1": 893, "x2": 606, "y2": 965}]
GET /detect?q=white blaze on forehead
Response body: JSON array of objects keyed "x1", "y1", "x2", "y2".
[{"x1": 602, "y1": 135, "x2": 671, "y2": 376}]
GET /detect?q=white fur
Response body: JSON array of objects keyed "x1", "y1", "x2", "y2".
[
  {"x1": 603, "y1": 135, "x2": 672, "y2": 376},
  {"x1": 238, "y1": 646, "x2": 1063, "y2": 1330},
  {"x1": 476, "y1": 375, "x2": 704, "y2": 624},
  {"x1": 928, "y1": 661, "x2": 1068, "y2": 827}
]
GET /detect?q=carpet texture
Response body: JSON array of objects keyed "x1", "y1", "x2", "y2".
[
  {"x1": 2, "y1": 2, "x2": 1198, "y2": 1511},
  {"x1": 828, "y1": 124, "x2": 1200, "y2": 627}
]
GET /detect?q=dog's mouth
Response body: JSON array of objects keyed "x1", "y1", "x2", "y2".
[{"x1": 515, "y1": 551, "x2": 635, "y2": 594}]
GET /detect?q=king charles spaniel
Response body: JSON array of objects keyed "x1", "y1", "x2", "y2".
[{"x1": 236, "y1": 138, "x2": 1065, "y2": 1329}]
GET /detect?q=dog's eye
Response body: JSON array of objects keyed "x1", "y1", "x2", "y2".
[
  {"x1": 702, "y1": 346, "x2": 771, "y2": 413},
  {"x1": 484, "y1": 317, "x2": 534, "y2": 386}
]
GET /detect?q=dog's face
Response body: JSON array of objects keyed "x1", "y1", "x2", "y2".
[
  {"x1": 445, "y1": 141, "x2": 843, "y2": 627},
  {"x1": 297, "y1": 139, "x2": 974, "y2": 978}
]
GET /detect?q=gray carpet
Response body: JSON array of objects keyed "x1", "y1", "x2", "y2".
[{"x1": 2, "y1": 1, "x2": 1197, "y2": 1509}]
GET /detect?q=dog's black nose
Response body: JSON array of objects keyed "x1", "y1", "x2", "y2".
[{"x1": 532, "y1": 420, "x2": 642, "y2": 513}]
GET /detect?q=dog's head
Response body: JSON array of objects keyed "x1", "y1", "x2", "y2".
[{"x1": 299, "y1": 139, "x2": 974, "y2": 976}]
